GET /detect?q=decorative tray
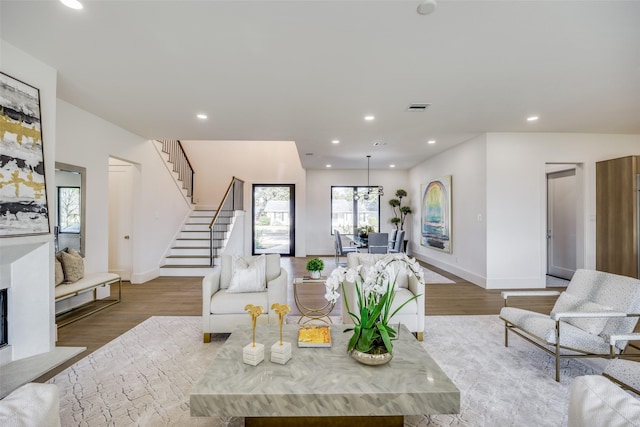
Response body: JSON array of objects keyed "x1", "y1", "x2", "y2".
[{"x1": 297, "y1": 325, "x2": 332, "y2": 347}]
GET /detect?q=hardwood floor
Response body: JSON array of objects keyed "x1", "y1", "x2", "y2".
[{"x1": 37, "y1": 257, "x2": 559, "y2": 383}]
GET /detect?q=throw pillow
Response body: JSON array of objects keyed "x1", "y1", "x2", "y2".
[
  {"x1": 54, "y1": 258, "x2": 65, "y2": 286},
  {"x1": 227, "y1": 254, "x2": 266, "y2": 293},
  {"x1": 550, "y1": 291, "x2": 613, "y2": 335},
  {"x1": 59, "y1": 248, "x2": 85, "y2": 283}
]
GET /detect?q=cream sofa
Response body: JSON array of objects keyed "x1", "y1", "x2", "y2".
[
  {"x1": 202, "y1": 254, "x2": 288, "y2": 342},
  {"x1": 0, "y1": 383, "x2": 61, "y2": 427},
  {"x1": 342, "y1": 252, "x2": 425, "y2": 340}
]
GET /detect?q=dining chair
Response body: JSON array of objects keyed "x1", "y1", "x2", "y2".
[
  {"x1": 388, "y1": 229, "x2": 398, "y2": 251},
  {"x1": 368, "y1": 232, "x2": 389, "y2": 254},
  {"x1": 389, "y1": 230, "x2": 405, "y2": 253},
  {"x1": 334, "y1": 230, "x2": 358, "y2": 266}
]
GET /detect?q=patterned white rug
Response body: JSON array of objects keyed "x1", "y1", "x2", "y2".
[
  {"x1": 48, "y1": 315, "x2": 606, "y2": 426},
  {"x1": 422, "y1": 267, "x2": 455, "y2": 284}
]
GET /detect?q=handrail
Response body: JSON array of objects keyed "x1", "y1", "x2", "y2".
[
  {"x1": 209, "y1": 176, "x2": 244, "y2": 265},
  {"x1": 160, "y1": 139, "x2": 194, "y2": 204}
]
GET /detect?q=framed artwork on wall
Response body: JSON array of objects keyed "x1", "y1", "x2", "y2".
[
  {"x1": 0, "y1": 72, "x2": 50, "y2": 237},
  {"x1": 421, "y1": 175, "x2": 452, "y2": 253}
]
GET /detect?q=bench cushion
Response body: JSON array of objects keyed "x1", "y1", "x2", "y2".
[{"x1": 55, "y1": 272, "x2": 120, "y2": 300}]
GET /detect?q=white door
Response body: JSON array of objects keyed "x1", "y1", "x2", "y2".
[
  {"x1": 108, "y1": 159, "x2": 134, "y2": 280},
  {"x1": 547, "y1": 169, "x2": 577, "y2": 280}
]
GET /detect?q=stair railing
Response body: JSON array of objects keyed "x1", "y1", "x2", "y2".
[
  {"x1": 209, "y1": 176, "x2": 244, "y2": 265},
  {"x1": 160, "y1": 139, "x2": 194, "y2": 203}
]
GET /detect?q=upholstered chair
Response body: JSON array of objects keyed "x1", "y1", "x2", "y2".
[
  {"x1": 568, "y1": 374, "x2": 640, "y2": 427},
  {"x1": 388, "y1": 230, "x2": 405, "y2": 253},
  {"x1": 367, "y1": 232, "x2": 389, "y2": 254},
  {"x1": 500, "y1": 269, "x2": 640, "y2": 381},
  {"x1": 202, "y1": 254, "x2": 288, "y2": 342},
  {"x1": 334, "y1": 230, "x2": 358, "y2": 266},
  {"x1": 341, "y1": 252, "x2": 425, "y2": 340}
]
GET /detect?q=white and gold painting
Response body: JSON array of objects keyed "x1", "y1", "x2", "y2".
[{"x1": 0, "y1": 72, "x2": 49, "y2": 236}]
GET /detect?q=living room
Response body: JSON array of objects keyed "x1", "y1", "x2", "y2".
[{"x1": 1, "y1": 1, "x2": 640, "y2": 425}]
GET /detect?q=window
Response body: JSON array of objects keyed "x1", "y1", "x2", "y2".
[
  {"x1": 331, "y1": 186, "x2": 380, "y2": 234},
  {"x1": 57, "y1": 186, "x2": 81, "y2": 233}
]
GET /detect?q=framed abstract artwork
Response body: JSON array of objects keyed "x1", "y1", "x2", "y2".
[
  {"x1": 0, "y1": 72, "x2": 50, "y2": 237},
  {"x1": 421, "y1": 175, "x2": 452, "y2": 253}
]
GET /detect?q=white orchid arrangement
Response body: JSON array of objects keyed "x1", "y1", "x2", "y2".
[{"x1": 325, "y1": 254, "x2": 424, "y2": 355}]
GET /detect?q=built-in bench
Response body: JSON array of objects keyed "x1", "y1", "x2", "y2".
[{"x1": 55, "y1": 272, "x2": 121, "y2": 327}]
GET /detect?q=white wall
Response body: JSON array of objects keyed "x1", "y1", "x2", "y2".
[
  {"x1": 306, "y1": 168, "x2": 410, "y2": 256},
  {"x1": 408, "y1": 132, "x2": 640, "y2": 289},
  {"x1": 409, "y1": 135, "x2": 488, "y2": 285},
  {"x1": 56, "y1": 101, "x2": 191, "y2": 283},
  {"x1": 181, "y1": 140, "x2": 307, "y2": 257},
  {"x1": 485, "y1": 133, "x2": 640, "y2": 289},
  {"x1": 0, "y1": 40, "x2": 57, "y2": 360}
]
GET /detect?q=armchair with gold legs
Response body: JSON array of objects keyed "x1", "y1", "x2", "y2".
[{"x1": 499, "y1": 269, "x2": 640, "y2": 382}]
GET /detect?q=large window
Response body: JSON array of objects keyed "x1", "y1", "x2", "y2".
[{"x1": 331, "y1": 186, "x2": 380, "y2": 235}]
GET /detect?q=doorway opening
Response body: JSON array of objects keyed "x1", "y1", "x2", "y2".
[
  {"x1": 545, "y1": 163, "x2": 585, "y2": 287},
  {"x1": 252, "y1": 184, "x2": 295, "y2": 256}
]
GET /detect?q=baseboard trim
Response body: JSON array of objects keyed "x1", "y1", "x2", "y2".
[{"x1": 131, "y1": 268, "x2": 160, "y2": 284}]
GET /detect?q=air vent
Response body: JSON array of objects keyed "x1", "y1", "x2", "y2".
[{"x1": 407, "y1": 103, "x2": 432, "y2": 111}]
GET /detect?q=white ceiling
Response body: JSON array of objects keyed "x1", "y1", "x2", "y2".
[{"x1": 1, "y1": 0, "x2": 639, "y2": 170}]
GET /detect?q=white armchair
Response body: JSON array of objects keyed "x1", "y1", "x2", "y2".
[
  {"x1": 202, "y1": 254, "x2": 288, "y2": 342},
  {"x1": 341, "y1": 252, "x2": 425, "y2": 340},
  {"x1": 500, "y1": 269, "x2": 640, "y2": 381}
]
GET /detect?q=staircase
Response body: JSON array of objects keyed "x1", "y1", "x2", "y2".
[
  {"x1": 154, "y1": 140, "x2": 243, "y2": 276},
  {"x1": 159, "y1": 209, "x2": 234, "y2": 276}
]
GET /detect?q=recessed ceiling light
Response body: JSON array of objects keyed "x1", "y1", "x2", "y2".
[
  {"x1": 60, "y1": 0, "x2": 83, "y2": 9},
  {"x1": 326, "y1": 164, "x2": 332, "y2": 168},
  {"x1": 527, "y1": 116, "x2": 539, "y2": 122},
  {"x1": 427, "y1": 140, "x2": 436, "y2": 145},
  {"x1": 390, "y1": 164, "x2": 396, "y2": 168},
  {"x1": 364, "y1": 115, "x2": 375, "y2": 121},
  {"x1": 196, "y1": 114, "x2": 208, "y2": 120},
  {"x1": 331, "y1": 140, "x2": 340, "y2": 144}
]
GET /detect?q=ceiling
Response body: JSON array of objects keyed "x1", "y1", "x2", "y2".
[{"x1": 1, "y1": 0, "x2": 639, "y2": 170}]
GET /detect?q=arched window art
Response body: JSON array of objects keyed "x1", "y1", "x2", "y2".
[{"x1": 421, "y1": 175, "x2": 452, "y2": 253}]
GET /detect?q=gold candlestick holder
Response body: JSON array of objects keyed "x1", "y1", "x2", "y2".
[
  {"x1": 243, "y1": 304, "x2": 264, "y2": 366},
  {"x1": 270, "y1": 303, "x2": 292, "y2": 364}
]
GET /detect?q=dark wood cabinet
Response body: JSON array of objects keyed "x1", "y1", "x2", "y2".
[{"x1": 596, "y1": 156, "x2": 640, "y2": 278}]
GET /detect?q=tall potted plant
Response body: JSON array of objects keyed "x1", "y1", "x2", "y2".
[{"x1": 389, "y1": 189, "x2": 413, "y2": 230}]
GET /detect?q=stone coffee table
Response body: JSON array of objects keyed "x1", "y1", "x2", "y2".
[{"x1": 190, "y1": 324, "x2": 459, "y2": 426}]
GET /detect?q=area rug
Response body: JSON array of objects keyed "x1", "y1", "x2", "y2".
[
  {"x1": 48, "y1": 315, "x2": 605, "y2": 426},
  {"x1": 422, "y1": 267, "x2": 455, "y2": 284}
]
